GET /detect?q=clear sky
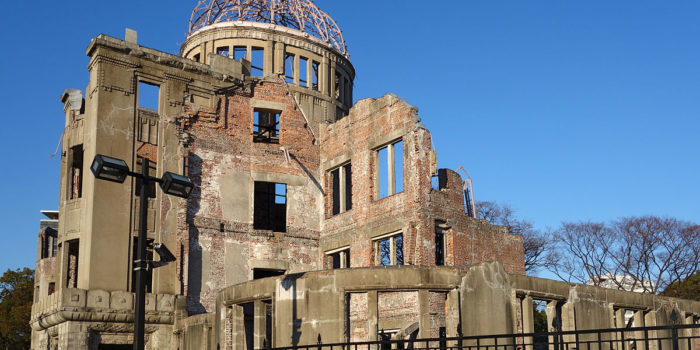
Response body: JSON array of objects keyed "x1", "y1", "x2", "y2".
[{"x1": 1, "y1": 1, "x2": 699, "y2": 276}]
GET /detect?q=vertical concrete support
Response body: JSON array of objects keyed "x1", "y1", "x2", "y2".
[
  {"x1": 330, "y1": 60, "x2": 337, "y2": 99},
  {"x1": 264, "y1": 41, "x2": 274, "y2": 77},
  {"x1": 368, "y1": 290, "x2": 378, "y2": 341},
  {"x1": 460, "y1": 262, "x2": 514, "y2": 338},
  {"x1": 293, "y1": 54, "x2": 300, "y2": 85},
  {"x1": 645, "y1": 311, "x2": 658, "y2": 350},
  {"x1": 246, "y1": 45, "x2": 252, "y2": 62},
  {"x1": 546, "y1": 301, "x2": 559, "y2": 350},
  {"x1": 522, "y1": 296, "x2": 534, "y2": 350},
  {"x1": 614, "y1": 308, "x2": 627, "y2": 350},
  {"x1": 231, "y1": 304, "x2": 245, "y2": 350},
  {"x1": 418, "y1": 290, "x2": 431, "y2": 339},
  {"x1": 254, "y1": 300, "x2": 267, "y2": 349},
  {"x1": 446, "y1": 290, "x2": 461, "y2": 349},
  {"x1": 561, "y1": 301, "x2": 576, "y2": 345},
  {"x1": 58, "y1": 323, "x2": 89, "y2": 350},
  {"x1": 633, "y1": 311, "x2": 646, "y2": 350},
  {"x1": 274, "y1": 42, "x2": 285, "y2": 75},
  {"x1": 320, "y1": 57, "x2": 329, "y2": 95},
  {"x1": 306, "y1": 57, "x2": 313, "y2": 90}
]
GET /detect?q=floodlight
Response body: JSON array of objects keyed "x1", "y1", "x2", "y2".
[
  {"x1": 90, "y1": 154, "x2": 130, "y2": 183},
  {"x1": 160, "y1": 172, "x2": 194, "y2": 198}
]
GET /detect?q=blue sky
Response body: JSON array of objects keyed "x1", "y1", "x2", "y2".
[{"x1": 1, "y1": 1, "x2": 699, "y2": 276}]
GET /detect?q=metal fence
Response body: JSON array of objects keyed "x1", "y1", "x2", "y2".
[{"x1": 264, "y1": 324, "x2": 700, "y2": 350}]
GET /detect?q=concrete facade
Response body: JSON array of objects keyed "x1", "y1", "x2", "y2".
[{"x1": 30, "y1": 1, "x2": 700, "y2": 349}]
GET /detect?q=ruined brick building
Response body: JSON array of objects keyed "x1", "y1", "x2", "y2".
[{"x1": 30, "y1": 1, "x2": 700, "y2": 349}]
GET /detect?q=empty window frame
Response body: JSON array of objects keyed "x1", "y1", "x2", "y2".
[
  {"x1": 253, "y1": 182, "x2": 286, "y2": 232},
  {"x1": 253, "y1": 268, "x2": 285, "y2": 279},
  {"x1": 138, "y1": 81, "x2": 159, "y2": 111},
  {"x1": 284, "y1": 53, "x2": 295, "y2": 83},
  {"x1": 330, "y1": 163, "x2": 352, "y2": 215},
  {"x1": 334, "y1": 71, "x2": 342, "y2": 101},
  {"x1": 47, "y1": 282, "x2": 55, "y2": 296},
  {"x1": 253, "y1": 109, "x2": 280, "y2": 143},
  {"x1": 234, "y1": 46, "x2": 247, "y2": 61},
  {"x1": 217, "y1": 46, "x2": 230, "y2": 57},
  {"x1": 131, "y1": 237, "x2": 154, "y2": 293},
  {"x1": 193, "y1": 53, "x2": 201, "y2": 62},
  {"x1": 251, "y1": 47, "x2": 264, "y2": 76},
  {"x1": 69, "y1": 145, "x2": 84, "y2": 199},
  {"x1": 311, "y1": 61, "x2": 319, "y2": 90},
  {"x1": 374, "y1": 232, "x2": 403, "y2": 266},
  {"x1": 326, "y1": 247, "x2": 350, "y2": 269},
  {"x1": 40, "y1": 228, "x2": 58, "y2": 259},
  {"x1": 299, "y1": 56, "x2": 308, "y2": 87},
  {"x1": 435, "y1": 221, "x2": 448, "y2": 266},
  {"x1": 376, "y1": 139, "x2": 404, "y2": 199},
  {"x1": 65, "y1": 239, "x2": 79, "y2": 288},
  {"x1": 134, "y1": 157, "x2": 157, "y2": 198}
]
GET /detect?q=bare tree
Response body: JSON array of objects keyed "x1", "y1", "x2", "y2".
[
  {"x1": 476, "y1": 201, "x2": 551, "y2": 273},
  {"x1": 545, "y1": 216, "x2": 700, "y2": 293}
]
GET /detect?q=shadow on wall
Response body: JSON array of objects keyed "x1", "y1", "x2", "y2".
[
  {"x1": 281, "y1": 273, "x2": 303, "y2": 347},
  {"x1": 186, "y1": 153, "x2": 206, "y2": 314}
]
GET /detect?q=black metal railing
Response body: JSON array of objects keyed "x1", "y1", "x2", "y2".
[{"x1": 263, "y1": 324, "x2": 700, "y2": 350}]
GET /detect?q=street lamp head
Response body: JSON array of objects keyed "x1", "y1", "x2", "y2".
[
  {"x1": 160, "y1": 172, "x2": 194, "y2": 198},
  {"x1": 91, "y1": 154, "x2": 130, "y2": 183}
]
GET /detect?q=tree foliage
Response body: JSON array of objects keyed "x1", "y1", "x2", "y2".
[
  {"x1": 544, "y1": 216, "x2": 700, "y2": 294},
  {"x1": 0, "y1": 267, "x2": 34, "y2": 350},
  {"x1": 475, "y1": 201, "x2": 551, "y2": 273},
  {"x1": 660, "y1": 270, "x2": 699, "y2": 301}
]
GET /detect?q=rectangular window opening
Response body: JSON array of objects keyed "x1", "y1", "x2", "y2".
[
  {"x1": 284, "y1": 53, "x2": 295, "y2": 83},
  {"x1": 70, "y1": 145, "x2": 84, "y2": 199},
  {"x1": 326, "y1": 248, "x2": 350, "y2": 269},
  {"x1": 251, "y1": 47, "x2": 264, "y2": 76},
  {"x1": 330, "y1": 163, "x2": 352, "y2": 216},
  {"x1": 299, "y1": 56, "x2": 308, "y2": 87},
  {"x1": 66, "y1": 239, "x2": 79, "y2": 288},
  {"x1": 374, "y1": 232, "x2": 403, "y2": 266},
  {"x1": 138, "y1": 81, "x2": 159, "y2": 112},
  {"x1": 376, "y1": 139, "x2": 404, "y2": 199},
  {"x1": 253, "y1": 109, "x2": 280, "y2": 143},
  {"x1": 254, "y1": 181, "x2": 286, "y2": 232},
  {"x1": 48, "y1": 282, "x2": 55, "y2": 296},
  {"x1": 335, "y1": 71, "x2": 343, "y2": 102},
  {"x1": 217, "y1": 46, "x2": 230, "y2": 57},
  {"x1": 311, "y1": 61, "x2": 319, "y2": 90},
  {"x1": 253, "y1": 268, "x2": 285, "y2": 280},
  {"x1": 435, "y1": 221, "x2": 446, "y2": 266},
  {"x1": 234, "y1": 46, "x2": 247, "y2": 61},
  {"x1": 131, "y1": 238, "x2": 154, "y2": 293},
  {"x1": 193, "y1": 53, "x2": 200, "y2": 62}
]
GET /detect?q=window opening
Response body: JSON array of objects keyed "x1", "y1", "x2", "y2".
[
  {"x1": 435, "y1": 221, "x2": 447, "y2": 266},
  {"x1": 334, "y1": 71, "x2": 342, "y2": 101},
  {"x1": 374, "y1": 232, "x2": 403, "y2": 266},
  {"x1": 138, "y1": 81, "x2": 159, "y2": 111},
  {"x1": 326, "y1": 248, "x2": 350, "y2": 269},
  {"x1": 70, "y1": 145, "x2": 84, "y2": 199},
  {"x1": 253, "y1": 181, "x2": 286, "y2": 232},
  {"x1": 66, "y1": 239, "x2": 79, "y2": 288},
  {"x1": 284, "y1": 53, "x2": 295, "y2": 83},
  {"x1": 193, "y1": 53, "x2": 200, "y2": 62},
  {"x1": 48, "y1": 282, "x2": 55, "y2": 296},
  {"x1": 330, "y1": 163, "x2": 352, "y2": 215},
  {"x1": 234, "y1": 46, "x2": 247, "y2": 61},
  {"x1": 344, "y1": 76, "x2": 351, "y2": 104},
  {"x1": 41, "y1": 228, "x2": 58, "y2": 259},
  {"x1": 253, "y1": 268, "x2": 285, "y2": 279},
  {"x1": 134, "y1": 157, "x2": 156, "y2": 198},
  {"x1": 243, "y1": 302, "x2": 254, "y2": 350},
  {"x1": 251, "y1": 47, "x2": 264, "y2": 76},
  {"x1": 131, "y1": 238, "x2": 154, "y2": 293},
  {"x1": 299, "y1": 56, "x2": 308, "y2": 87},
  {"x1": 377, "y1": 139, "x2": 404, "y2": 199},
  {"x1": 264, "y1": 300, "x2": 273, "y2": 348},
  {"x1": 532, "y1": 299, "x2": 549, "y2": 350},
  {"x1": 311, "y1": 61, "x2": 319, "y2": 90},
  {"x1": 253, "y1": 109, "x2": 280, "y2": 143},
  {"x1": 217, "y1": 46, "x2": 230, "y2": 57}
]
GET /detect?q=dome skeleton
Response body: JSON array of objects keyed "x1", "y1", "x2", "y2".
[{"x1": 189, "y1": 0, "x2": 348, "y2": 57}]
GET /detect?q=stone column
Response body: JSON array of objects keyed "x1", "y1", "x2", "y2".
[
  {"x1": 254, "y1": 300, "x2": 267, "y2": 349},
  {"x1": 368, "y1": 291, "x2": 378, "y2": 341},
  {"x1": 418, "y1": 290, "x2": 431, "y2": 339},
  {"x1": 274, "y1": 42, "x2": 285, "y2": 75},
  {"x1": 264, "y1": 41, "x2": 274, "y2": 77},
  {"x1": 522, "y1": 296, "x2": 534, "y2": 350}
]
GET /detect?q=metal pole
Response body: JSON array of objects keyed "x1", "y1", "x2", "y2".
[{"x1": 134, "y1": 157, "x2": 149, "y2": 350}]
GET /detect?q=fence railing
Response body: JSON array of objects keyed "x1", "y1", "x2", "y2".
[{"x1": 263, "y1": 324, "x2": 700, "y2": 350}]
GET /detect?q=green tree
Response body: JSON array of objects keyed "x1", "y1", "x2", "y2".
[
  {"x1": 660, "y1": 270, "x2": 699, "y2": 301},
  {"x1": 0, "y1": 268, "x2": 34, "y2": 350}
]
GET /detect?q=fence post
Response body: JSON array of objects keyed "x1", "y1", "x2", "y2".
[
  {"x1": 458, "y1": 323, "x2": 463, "y2": 350},
  {"x1": 317, "y1": 334, "x2": 322, "y2": 350},
  {"x1": 671, "y1": 326, "x2": 679, "y2": 350}
]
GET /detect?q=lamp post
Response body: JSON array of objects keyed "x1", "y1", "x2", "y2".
[{"x1": 90, "y1": 154, "x2": 193, "y2": 350}]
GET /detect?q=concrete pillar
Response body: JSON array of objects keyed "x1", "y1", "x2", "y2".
[
  {"x1": 264, "y1": 41, "x2": 274, "y2": 77},
  {"x1": 231, "y1": 304, "x2": 245, "y2": 349},
  {"x1": 645, "y1": 311, "x2": 658, "y2": 350},
  {"x1": 320, "y1": 57, "x2": 329, "y2": 95},
  {"x1": 561, "y1": 301, "x2": 576, "y2": 345},
  {"x1": 254, "y1": 300, "x2": 267, "y2": 349},
  {"x1": 368, "y1": 291, "x2": 378, "y2": 341},
  {"x1": 418, "y1": 290, "x2": 431, "y2": 339},
  {"x1": 522, "y1": 296, "x2": 534, "y2": 350},
  {"x1": 330, "y1": 60, "x2": 337, "y2": 99},
  {"x1": 274, "y1": 42, "x2": 285, "y2": 75},
  {"x1": 546, "y1": 301, "x2": 560, "y2": 350},
  {"x1": 293, "y1": 54, "x2": 300, "y2": 85}
]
